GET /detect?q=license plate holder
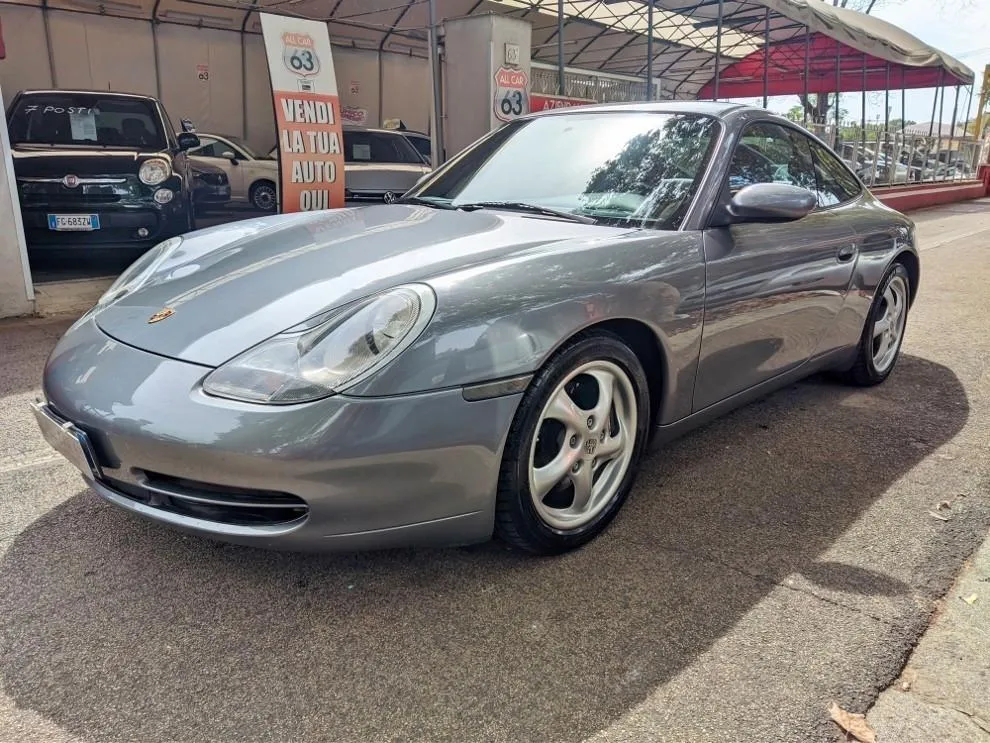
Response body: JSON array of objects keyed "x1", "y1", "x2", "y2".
[
  {"x1": 31, "y1": 401, "x2": 102, "y2": 479},
  {"x1": 48, "y1": 214, "x2": 101, "y2": 231}
]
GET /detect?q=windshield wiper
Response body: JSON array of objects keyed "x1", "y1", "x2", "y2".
[
  {"x1": 395, "y1": 195, "x2": 457, "y2": 210},
  {"x1": 454, "y1": 201, "x2": 597, "y2": 224}
]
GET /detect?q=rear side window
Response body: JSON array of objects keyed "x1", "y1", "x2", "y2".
[
  {"x1": 810, "y1": 141, "x2": 862, "y2": 207},
  {"x1": 727, "y1": 122, "x2": 818, "y2": 194},
  {"x1": 344, "y1": 131, "x2": 423, "y2": 164}
]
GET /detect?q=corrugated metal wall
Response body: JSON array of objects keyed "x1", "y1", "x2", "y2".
[{"x1": 0, "y1": 5, "x2": 432, "y2": 151}]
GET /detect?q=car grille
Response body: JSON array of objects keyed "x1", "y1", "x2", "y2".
[
  {"x1": 102, "y1": 471, "x2": 309, "y2": 527},
  {"x1": 194, "y1": 172, "x2": 227, "y2": 186}
]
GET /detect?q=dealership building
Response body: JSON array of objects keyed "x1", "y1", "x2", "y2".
[{"x1": 0, "y1": 0, "x2": 985, "y2": 318}]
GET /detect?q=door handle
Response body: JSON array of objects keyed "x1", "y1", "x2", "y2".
[{"x1": 837, "y1": 244, "x2": 857, "y2": 262}]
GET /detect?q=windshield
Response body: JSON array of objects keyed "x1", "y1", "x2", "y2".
[
  {"x1": 225, "y1": 135, "x2": 257, "y2": 159},
  {"x1": 8, "y1": 93, "x2": 167, "y2": 150},
  {"x1": 408, "y1": 112, "x2": 718, "y2": 229}
]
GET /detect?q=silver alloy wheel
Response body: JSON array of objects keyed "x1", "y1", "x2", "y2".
[
  {"x1": 872, "y1": 274, "x2": 908, "y2": 373},
  {"x1": 528, "y1": 360, "x2": 637, "y2": 530},
  {"x1": 253, "y1": 183, "x2": 276, "y2": 211}
]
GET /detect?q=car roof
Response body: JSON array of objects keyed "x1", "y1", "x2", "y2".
[
  {"x1": 17, "y1": 89, "x2": 159, "y2": 101},
  {"x1": 530, "y1": 100, "x2": 755, "y2": 119}
]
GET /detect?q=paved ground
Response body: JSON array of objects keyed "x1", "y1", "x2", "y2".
[
  {"x1": 0, "y1": 199, "x2": 988, "y2": 743},
  {"x1": 868, "y1": 533, "x2": 990, "y2": 741}
]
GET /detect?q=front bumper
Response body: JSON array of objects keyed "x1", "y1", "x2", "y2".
[
  {"x1": 19, "y1": 200, "x2": 190, "y2": 251},
  {"x1": 40, "y1": 316, "x2": 522, "y2": 550}
]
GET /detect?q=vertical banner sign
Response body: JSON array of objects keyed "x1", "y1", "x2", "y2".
[
  {"x1": 493, "y1": 66, "x2": 529, "y2": 123},
  {"x1": 260, "y1": 13, "x2": 344, "y2": 213}
]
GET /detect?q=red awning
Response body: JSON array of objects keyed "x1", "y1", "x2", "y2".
[{"x1": 697, "y1": 32, "x2": 963, "y2": 99}]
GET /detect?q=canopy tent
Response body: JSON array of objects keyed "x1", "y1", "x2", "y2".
[{"x1": 5, "y1": 0, "x2": 973, "y2": 99}]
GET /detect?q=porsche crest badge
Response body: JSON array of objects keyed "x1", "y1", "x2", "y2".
[{"x1": 148, "y1": 307, "x2": 175, "y2": 324}]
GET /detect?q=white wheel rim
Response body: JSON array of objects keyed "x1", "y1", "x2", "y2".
[
  {"x1": 872, "y1": 274, "x2": 908, "y2": 373},
  {"x1": 528, "y1": 360, "x2": 637, "y2": 531}
]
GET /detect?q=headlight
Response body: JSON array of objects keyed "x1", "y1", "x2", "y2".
[
  {"x1": 139, "y1": 158, "x2": 171, "y2": 186},
  {"x1": 202, "y1": 284, "x2": 436, "y2": 404},
  {"x1": 97, "y1": 236, "x2": 183, "y2": 307}
]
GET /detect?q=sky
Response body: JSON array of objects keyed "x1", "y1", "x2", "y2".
[{"x1": 751, "y1": 0, "x2": 990, "y2": 128}]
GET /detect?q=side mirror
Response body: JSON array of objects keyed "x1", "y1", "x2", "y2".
[
  {"x1": 725, "y1": 183, "x2": 816, "y2": 223},
  {"x1": 177, "y1": 132, "x2": 201, "y2": 151},
  {"x1": 413, "y1": 171, "x2": 432, "y2": 188},
  {"x1": 221, "y1": 150, "x2": 238, "y2": 163}
]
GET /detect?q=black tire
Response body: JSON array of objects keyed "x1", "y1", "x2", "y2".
[
  {"x1": 494, "y1": 331, "x2": 651, "y2": 555},
  {"x1": 838, "y1": 261, "x2": 911, "y2": 386},
  {"x1": 250, "y1": 180, "x2": 277, "y2": 212}
]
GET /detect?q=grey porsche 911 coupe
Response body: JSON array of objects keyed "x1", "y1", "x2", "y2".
[{"x1": 34, "y1": 101, "x2": 917, "y2": 555}]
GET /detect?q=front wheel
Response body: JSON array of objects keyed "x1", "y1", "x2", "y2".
[
  {"x1": 839, "y1": 262, "x2": 911, "y2": 386},
  {"x1": 495, "y1": 332, "x2": 650, "y2": 555},
  {"x1": 250, "y1": 181, "x2": 277, "y2": 212}
]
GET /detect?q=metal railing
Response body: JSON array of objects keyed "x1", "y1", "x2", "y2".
[
  {"x1": 833, "y1": 131, "x2": 983, "y2": 188},
  {"x1": 530, "y1": 62, "x2": 662, "y2": 103}
]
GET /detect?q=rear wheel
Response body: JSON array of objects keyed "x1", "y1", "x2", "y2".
[
  {"x1": 839, "y1": 262, "x2": 911, "y2": 386},
  {"x1": 495, "y1": 333, "x2": 650, "y2": 555}
]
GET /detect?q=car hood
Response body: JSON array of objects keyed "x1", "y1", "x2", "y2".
[
  {"x1": 94, "y1": 204, "x2": 631, "y2": 367},
  {"x1": 12, "y1": 146, "x2": 170, "y2": 177}
]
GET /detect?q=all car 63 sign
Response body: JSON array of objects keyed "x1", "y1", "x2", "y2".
[
  {"x1": 260, "y1": 13, "x2": 345, "y2": 213},
  {"x1": 493, "y1": 66, "x2": 529, "y2": 123}
]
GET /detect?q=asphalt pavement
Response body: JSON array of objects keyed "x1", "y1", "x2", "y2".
[{"x1": 1, "y1": 199, "x2": 988, "y2": 743}]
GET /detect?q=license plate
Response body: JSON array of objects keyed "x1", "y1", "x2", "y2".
[
  {"x1": 31, "y1": 401, "x2": 102, "y2": 479},
  {"x1": 48, "y1": 214, "x2": 101, "y2": 231}
]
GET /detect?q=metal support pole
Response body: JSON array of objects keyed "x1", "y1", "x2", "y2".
[
  {"x1": 557, "y1": 0, "x2": 565, "y2": 95},
  {"x1": 762, "y1": 7, "x2": 770, "y2": 108},
  {"x1": 901, "y1": 84, "x2": 905, "y2": 137},
  {"x1": 646, "y1": 0, "x2": 654, "y2": 101},
  {"x1": 41, "y1": 0, "x2": 57, "y2": 87},
  {"x1": 834, "y1": 43, "x2": 840, "y2": 149},
  {"x1": 935, "y1": 72, "x2": 945, "y2": 180},
  {"x1": 928, "y1": 83, "x2": 938, "y2": 136},
  {"x1": 946, "y1": 84, "x2": 960, "y2": 179},
  {"x1": 713, "y1": 0, "x2": 724, "y2": 101},
  {"x1": 803, "y1": 26, "x2": 810, "y2": 126},
  {"x1": 884, "y1": 62, "x2": 890, "y2": 131},
  {"x1": 428, "y1": 0, "x2": 444, "y2": 169},
  {"x1": 961, "y1": 83, "x2": 974, "y2": 142},
  {"x1": 861, "y1": 53, "x2": 867, "y2": 164}
]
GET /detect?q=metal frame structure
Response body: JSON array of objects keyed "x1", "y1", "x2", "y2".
[{"x1": 3, "y1": 0, "x2": 981, "y2": 183}]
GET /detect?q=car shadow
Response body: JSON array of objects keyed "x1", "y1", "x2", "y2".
[{"x1": 0, "y1": 354, "x2": 973, "y2": 743}]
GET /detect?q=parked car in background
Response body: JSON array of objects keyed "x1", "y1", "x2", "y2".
[
  {"x1": 6, "y1": 89, "x2": 200, "y2": 252},
  {"x1": 266, "y1": 125, "x2": 430, "y2": 205},
  {"x1": 188, "y1": 133, "x2": 277, "y2": 212},
  {"x1": 36, "y1": 102, "x2": 918, "y2": 555},
  {"x1": 189, "y1": 161, "x2": 231, "y2": 215}
]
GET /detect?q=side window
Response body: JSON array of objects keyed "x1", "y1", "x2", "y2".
[
  {"x1": 727, "y1": 122, "x2": 818, "y2": 195},
  {"x1": 810, "y1": 141, "x2": 862, "y2": 207},
  {"x1": 190, "y1": 137, "x2": 219, "y2": 157},
  {"x1": 344, "y1": 131, "x2": 372, "y2": 162},
  {"x1": 368, "y1": 132, "x2": 422, "y2": 164}
]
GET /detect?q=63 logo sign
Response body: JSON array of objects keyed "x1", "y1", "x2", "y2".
[
  {"x1": 282, "y1": 31, "x2": 320, "y2": 77},
  {"x1": 493, "y1": 66, "x2": 529, "y2": 123}
]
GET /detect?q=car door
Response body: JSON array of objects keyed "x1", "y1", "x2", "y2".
[
  {"x1": 693, "y1": 121, "x2": 859, "y2": 411},
  {"x1": 189, "y1": 137, "x2": 244, "y2": 201}
]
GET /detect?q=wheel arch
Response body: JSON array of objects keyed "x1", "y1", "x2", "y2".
[
  {"x1": 893, "y1": 248, "x2": 920, "y2": 306},
  {"x1": 554, "y1": 318, "x2": 668, "y2": 433}
]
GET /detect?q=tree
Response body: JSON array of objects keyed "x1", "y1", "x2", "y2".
[
  {"x1": 887, "y1": 118, "x2": 916, "y2": 131},
  {"x1": 785, "y1": 105, "x2": 805, "y2": 123}
]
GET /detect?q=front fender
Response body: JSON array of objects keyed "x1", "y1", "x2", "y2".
[{"x1": 347, "y1": 231, "x2": 707, "y2": 425}]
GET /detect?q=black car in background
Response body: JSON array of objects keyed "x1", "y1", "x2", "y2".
[
  {"x1": 5, "y1": 89, "x2": 200, "y2": 253},
  {"x1": 189, "y1": 160, "x2": 231, "y2": 215}
]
